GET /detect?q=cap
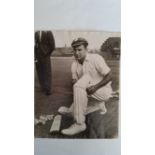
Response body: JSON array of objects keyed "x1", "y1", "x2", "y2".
[{"x1": 71, "y1": 38, "x2": 88, "y2": 47}]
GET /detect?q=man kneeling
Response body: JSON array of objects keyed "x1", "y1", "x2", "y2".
[{"x1": 59, "y1": 38, "x2": 113, "y2": 136}]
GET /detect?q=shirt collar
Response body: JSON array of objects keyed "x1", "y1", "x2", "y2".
[{"x1": 85, "y1": 53, "x2": 91, "y2": 62}]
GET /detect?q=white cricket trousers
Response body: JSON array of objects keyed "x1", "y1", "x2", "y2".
[{"x1": 70, "y1": 74, "x2": 113, "y2": 124}]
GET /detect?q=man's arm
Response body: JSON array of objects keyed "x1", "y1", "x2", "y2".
[
  {"x1": 48, "y1": 31, "x2": 55, "y2": 52},
  {"x1": 87, "y1": 71, "x2": 112, "y2": 95},
  {"x1": 34, "y1": 32, "x2": 39, "y2": 61},
  {"x1": 40, "y1": 31, "x2": 55, "y2": 56}
]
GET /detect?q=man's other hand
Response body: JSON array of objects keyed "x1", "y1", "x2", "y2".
[{"x1": 86, "y1": 85, "x2": 97, "y2": 95}]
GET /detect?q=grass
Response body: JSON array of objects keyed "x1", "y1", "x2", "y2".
[{"x1": 35, "y1": 57, "x2": 120, "y2": 138}]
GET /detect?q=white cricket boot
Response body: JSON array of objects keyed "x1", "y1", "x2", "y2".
[{"x1": 61, "y1": 123, "x2": 86, "y2": 135}]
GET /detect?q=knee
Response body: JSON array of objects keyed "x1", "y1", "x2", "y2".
[
  {"x1": 73, "y1": 74, "x2": 91, "y2": 89},
  {"x1": 73, "y1": 83, "x2": 87, "y2": 95},
  {"x1": 73, "y1": 82, "x2": 80, "y2": 89},
  {"x1": 73, "y1": 81, "x2": 84, "y2": 89}
]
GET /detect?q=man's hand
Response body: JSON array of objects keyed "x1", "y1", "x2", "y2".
[{"x1": 86, "y1": 85, "x2": 97, "y2": 95}]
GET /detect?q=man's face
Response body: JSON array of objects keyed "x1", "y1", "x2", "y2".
[{"x1": 73, "y1": 45, "x2": 87, "y2": 62}]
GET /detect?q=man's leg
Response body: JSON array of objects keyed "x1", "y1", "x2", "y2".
[
  {"x1": 73, "y1": 86, "x2": 88, "y2": 124},
  {"x1": 43, "y1": 56, "x2": 52, "y2": 95},
  {"x1": 88, "y1": 84, "x2": 113, "y2": 114},
  {"x1": 91, "y1": 83, "x2": 113, "y2": 101},
  {"x1": 71, "y1": 79, "x2": 113, "y2": 117},
  {"x1": 61, "y1": 74, "x2": 91, "y2": 135},
  {"x1": 35, "y1": 60, "x2": 45, "y2": 91}
]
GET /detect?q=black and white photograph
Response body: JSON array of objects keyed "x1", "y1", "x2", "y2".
[
  {"x1": 34, "y1": 30, "x2": 120, "y2": 138},
  {"x1": 2, "y1": 0, "x2": 155, "y2": 155}
]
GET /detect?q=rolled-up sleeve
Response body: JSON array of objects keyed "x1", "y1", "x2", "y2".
[{"x1": 94, "y1": 55, "x2": 111, "y2": 75}]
